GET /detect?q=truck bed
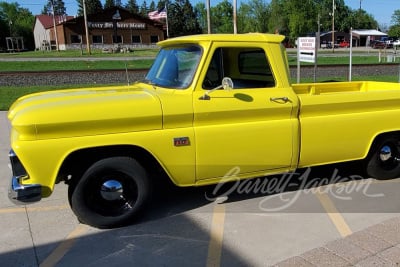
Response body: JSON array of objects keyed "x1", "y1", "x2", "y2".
[{"x1": 291, "y1": 81, "x2": 400, "y2": 169}]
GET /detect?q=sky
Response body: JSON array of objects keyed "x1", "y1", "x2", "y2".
[{"x1": 3, "y1": 0, "x2": 399, "y2": 27}]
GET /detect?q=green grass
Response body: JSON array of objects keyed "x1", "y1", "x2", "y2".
[
  {"x1": 0, "y1": 59, "x2": 153, "y2": 72},
  {"x1": 0, "y1": 48, "x2": 159, "y2": 58},
  {"x1": 288, "y1": 55, "x2": 399, "y2": 65}
]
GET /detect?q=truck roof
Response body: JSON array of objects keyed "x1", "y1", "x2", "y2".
[{"x1": 158, "y1": 33, "x2": 286, "y2": 46}]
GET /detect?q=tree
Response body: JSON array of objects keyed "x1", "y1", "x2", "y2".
[
  {"x1": 269, "y1": 0, "x2": 289, "y2": 36},
  {"x1": 104, "y1": 0, "x2": 115, "y2": 9},
  {"x1": 125, "y1": 0, "x2": 139, "y2": 14},
  {"x1": 237, "y1": 0, "x2": 270, "y2": 33},
  {"x1": 211, "y1": 0, "x2": 233, "y2": 33},
  {"x1": 346, "y1": 8, "x2": 377, "y2": 30},
  {"x1": 237, "y1": 2, "x2": 253, "y2": 33},
  {"x1": 0, "y1": 2, "x2": 35, "y2": 49},
  {"x1": 168, "y1": 0, "x2": 201, "y2": 37},
  {"x1": 315, "y1": 0, "x2": 364, "y2": 32},
  {"x1": 194, "y1": 2, "x2": 207, "y2": 33},
  {"x1": 104, "y1": 0, "x2": 122, "y2": 9},
  {"x1": 157, "y1": 0, "x2": 167, "y2": 10},
  {"x1": 149, "y1": 1, "x2": 156, "y2": 13},
  {"x1": 282, "y1": 0, "x2": 317, "y2": 40},
  {"x1": 77, "y1": 0, "x2": 103, "y2": 16},
  {"x1": 42, "y1": 0, "x2": 67, "y2": 16},
  {"x1": 388, "y1": 10, "x2": 400, "y2": 37},
  {"x1": 139, "y1": 0, "x2": 148, "y2": 17}
]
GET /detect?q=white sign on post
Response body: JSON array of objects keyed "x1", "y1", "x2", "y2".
[{"x1": 298, "y1": 37, "x2": 316, "y2": 63}]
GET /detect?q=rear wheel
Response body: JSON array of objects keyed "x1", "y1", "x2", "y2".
[
  {"x1": 366, "y1": 136, "x2": 400, "y2": 179},
  {"x1": 70, "y1": 157, "x2": 150, "y2": 228}
]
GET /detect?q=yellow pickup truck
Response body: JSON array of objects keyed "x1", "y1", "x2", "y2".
[{"x1": 7, "y1": 33, "x2": 400, "y2": 228}]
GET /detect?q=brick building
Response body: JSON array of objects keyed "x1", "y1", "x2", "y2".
[{"x1": 33, "y1": 7, "x2": 165, "y2": 51}]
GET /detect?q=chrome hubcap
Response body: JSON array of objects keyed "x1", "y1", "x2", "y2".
[
  {"x1": 100, "y1": 180, "x2": 123, "y2": 201},
  {"x1": 379, "y1": 145, "x2": 392, "y2": 162}
]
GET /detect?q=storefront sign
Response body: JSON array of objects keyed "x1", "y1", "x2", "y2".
[{"x1": 88, "y1": 22, "x2": 146, "y2": 30}]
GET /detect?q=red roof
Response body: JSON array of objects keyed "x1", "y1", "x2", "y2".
[{"x1": 36, "y1": 14, "x2": 74, "y2": 29}]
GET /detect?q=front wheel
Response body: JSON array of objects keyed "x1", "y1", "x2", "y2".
[
  {"x1": 366, "y1": 136, "x2": 400, "y2": 180},
  {"x1": 70, "y1": 157, "x2": 150, "y2": 228}
]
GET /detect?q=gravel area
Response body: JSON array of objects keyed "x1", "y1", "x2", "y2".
[{"x1": 0, "y1": 65, "x2": 399, "y2": 87}]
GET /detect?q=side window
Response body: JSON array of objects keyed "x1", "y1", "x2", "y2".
[
  {"x1": 239, "y1": 50, "x2": 272, "y2": 76},
  {"x1": 202, "y1": 47, "x2": 275, "y2": 90},
  {"x1": 237, "y1": 49, "x2": 275, "y2": 88}
]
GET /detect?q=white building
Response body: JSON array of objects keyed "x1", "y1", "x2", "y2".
[{"x1": 33, "y1": 15, "x2": 73, "y2": 51}]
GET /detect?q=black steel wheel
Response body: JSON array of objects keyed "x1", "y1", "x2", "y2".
[
  {"x1": 70, "y1": 157, "x2": 150, "y2": 228},
  {"x1": 366, "y1": 136, "x2": 400, "y2": 179}
]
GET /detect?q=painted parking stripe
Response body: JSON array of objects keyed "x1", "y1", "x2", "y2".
[
  {"x1": 315, "y1": 192, "x2": 352, "y2": 237},
  {"x1": 0, "y1": 205, "x2": 69, "y2": 214},
  {"x1": 206, "y1": 204, "x2": 226, "y2": 267},
  {"x1": 39, "y1": 224, "x2": 89, "y2": 267}
]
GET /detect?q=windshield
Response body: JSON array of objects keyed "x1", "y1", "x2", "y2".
[{"x1": 145, "y1": 45, "x2": 202, "y2": 89}]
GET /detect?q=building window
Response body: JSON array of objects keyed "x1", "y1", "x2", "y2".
[
  {"x1": 112, "y1": 35, "x2": 123, "y2": 44},
  {"x1": 132, "y1": 35, "x2": 141, "y2": 44},
  {"x1": 150, "y1": 35, "x2": 159, "y2": 43},
  {"x1": 92, "y1": 35, "x2": 103, "y2": 44},
  {"x1": 71, "y1": 35, "x2": 81, "y2": 44}
]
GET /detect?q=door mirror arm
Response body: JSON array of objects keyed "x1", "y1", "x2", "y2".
[{"x1": 199, "y1": 77, "x2": 234, "y2": 100}]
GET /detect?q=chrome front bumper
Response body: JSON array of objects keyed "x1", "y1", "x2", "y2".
[{"x1": 8, "y1": 150, "x2": 42, "y2": 204}]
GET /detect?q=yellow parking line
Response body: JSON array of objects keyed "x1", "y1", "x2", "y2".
[
  {"x1": 206, "y1": 204, "x2": 226, "y2": 267},
  {"x1": 0, "y1": 207, "x2": 26, "y2": 213},
  {"x1": 315, "y1": 192, "x2": 352, "y2": 237},
  {"x1": 40, "y1": 224, "x2": 89, "y2": 267},
  {"x1": 0, "y1": 205, "x2": 69, "y2": 214}
]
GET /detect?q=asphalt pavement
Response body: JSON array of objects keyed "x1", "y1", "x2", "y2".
[{"x1": 1, "y1": 110, "x2": 400, "y2": 267}]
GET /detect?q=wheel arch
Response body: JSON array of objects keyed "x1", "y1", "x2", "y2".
[
  {"x1": 365, "y1": 130, "x2": 400, "y2": 179},
  {"x1": 57, "y1": 145, "x2": 171, "y2": 186},
  {"x1": 366, "y1": 131, "x2": 400, "y2": 159}
]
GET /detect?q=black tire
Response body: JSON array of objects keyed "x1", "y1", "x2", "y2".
[
  {"x1": 70, "y1": 157, "x2": 150, "y2": 228},
  {"x1": 366, "y1": 136, "x2": 400, "y2": 179}
]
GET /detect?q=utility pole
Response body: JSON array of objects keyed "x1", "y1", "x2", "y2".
[
  {"x1": 206, "y1": 0, "x2": 211, "y2": 34},
  {"x1": 83, "y1": 0, "x2": 91, "y2": 55},
  {"x1": 331, "y1": 0, "x2": 335, "y2": 53},
  {"x1": 51, "y1": 0, "x2": 59, "y2": 51},
  {"x1": 314, "y1": 13, "x2": 320, "y2": 82},
  {"x1": 233, "y1": 0, "x2": 237, "y2": 34}
]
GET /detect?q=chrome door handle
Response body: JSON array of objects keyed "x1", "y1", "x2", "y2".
[{"x1": 270, "y1": 97, "x2": 290, "y2": 103}]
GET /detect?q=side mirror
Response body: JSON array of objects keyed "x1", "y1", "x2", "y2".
[
  {"x1": 199, "y1": 77, "x2": 234, "y2": 100},
  {"x1": 221, "y1": 77, "x2": 234, "y2": 91}
]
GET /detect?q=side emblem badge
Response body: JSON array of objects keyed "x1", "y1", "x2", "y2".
[{"x1": 174, "y1": 137, "x2": 190, "y2": 146}]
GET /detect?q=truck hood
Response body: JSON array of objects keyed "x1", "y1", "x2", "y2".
[{"x1": 8, "y1": 85, "x2": 162, "y2": 140}]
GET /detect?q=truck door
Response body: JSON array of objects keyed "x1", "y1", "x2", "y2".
[{"x1": 193, "y1": 45, "x2": 297, "y2": 181}]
